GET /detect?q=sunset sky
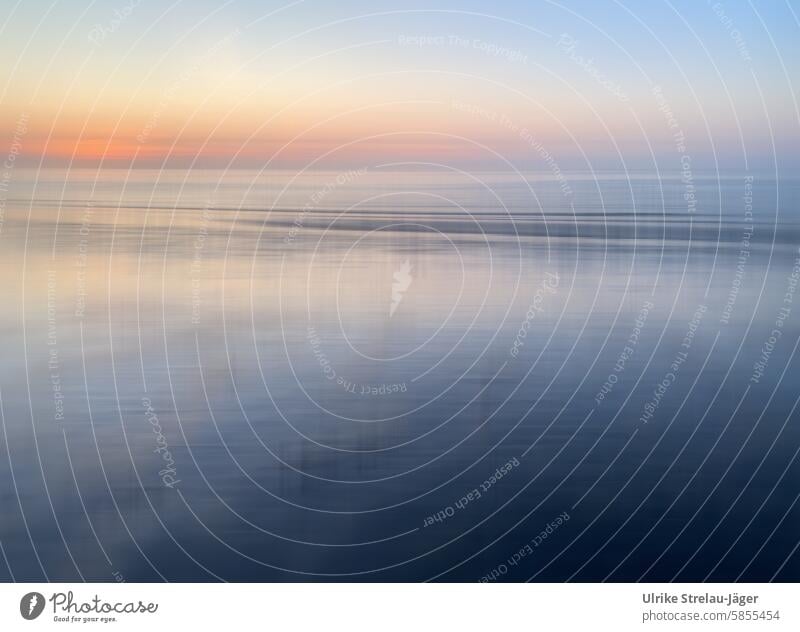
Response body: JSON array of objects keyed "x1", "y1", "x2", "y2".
[{"x1": 1, "y1": 0, "x2": 797, "y2": 170}]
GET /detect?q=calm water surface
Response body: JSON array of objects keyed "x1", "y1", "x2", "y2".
[{"x1": 1, "y1": 168, "x2": 799, "y2": 581}]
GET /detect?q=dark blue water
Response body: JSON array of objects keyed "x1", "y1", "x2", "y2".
[{"x1": 1, "y1": 168, "x2": 799, "y2": 581}]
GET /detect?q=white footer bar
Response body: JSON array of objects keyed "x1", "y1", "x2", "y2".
[{"x1": 0, "y1": 583, "x2": 796, "y2": 631}]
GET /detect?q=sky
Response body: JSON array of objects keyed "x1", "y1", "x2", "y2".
[{"x1": 0, "y1": 0, "x2": 798, "y2": 171}]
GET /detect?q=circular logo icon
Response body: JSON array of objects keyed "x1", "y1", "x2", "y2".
[{"x1": 20, "y1": 592, "x2": 45, "y2": 620}]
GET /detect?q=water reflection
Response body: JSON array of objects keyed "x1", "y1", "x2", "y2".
[{"x1": 0, "y1": 169, "x2": 798, "y2": 581}]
